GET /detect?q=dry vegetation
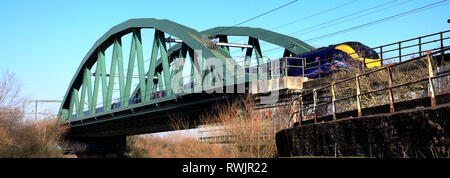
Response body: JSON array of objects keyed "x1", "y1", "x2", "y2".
[
  {"x1": 327, "y1": 56, "x2": 433, "y2": 113},
  {"x1": 125, "y1": 135, "x2": 230, "y2": 158},
  {"x1": 125, "y1": 54, "x2": 448, "y2": 158},
  {"x1": 0, "y1": 71, "x2": 68, "y2": 158},
  {"x1": 126, "y1": 95, "x2": 290, "y2": 158},
  {"x1": 0, "y1": 117, "x2": 68, "y2": 158}
]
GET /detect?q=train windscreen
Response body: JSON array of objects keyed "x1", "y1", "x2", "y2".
[{"x1": 344, "y1": 42, "x2": 379, "y2": 59}]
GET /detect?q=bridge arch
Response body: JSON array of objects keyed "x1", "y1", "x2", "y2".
[
  {"x1": 59, "y1": 19, "x2": 314, "y2": 123},
  {"x1": 59, "y1": 18, "x2": 232, "y2": 121},
  {"x1": 202, "y1": 26, "x2": 314, "y2": 56}
]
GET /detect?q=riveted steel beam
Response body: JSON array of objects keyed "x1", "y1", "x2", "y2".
[
  {"x1": 156, "y1": 30, "x2": 172, "y2": 97},
  {"x1": 145, "y1": 32, "x2": 160, "y2": 102},
  {"x1": 166, "y1": 38, "x2": 253, "y2": 49},
  {"x1": 91, "y1": 51, "x2": 103, "y2": 114}
]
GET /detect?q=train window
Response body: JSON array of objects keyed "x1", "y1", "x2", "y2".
[
  {"x1": 345, "y1": 42, "x2": 379, "y2": 59},
  {"x1": 364, "y1": 50, "x2": 380, "y2": 59}
]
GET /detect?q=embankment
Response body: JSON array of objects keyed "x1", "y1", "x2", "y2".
[{"x1": 276, "y1": 103, "x2": 450, "y2": 158}]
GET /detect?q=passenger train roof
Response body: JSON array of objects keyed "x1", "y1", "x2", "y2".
[{"x1": 292, "y1": 41, "x2": 368, "y2": 58}]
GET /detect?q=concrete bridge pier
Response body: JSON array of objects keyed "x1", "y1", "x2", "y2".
[{"x1": 67, "y1": 136, "x2": 127, "y2": 158}]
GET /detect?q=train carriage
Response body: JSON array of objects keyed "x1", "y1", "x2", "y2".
[{"x1": 278, "y1": 41, "x2": 381, "y2": 78}]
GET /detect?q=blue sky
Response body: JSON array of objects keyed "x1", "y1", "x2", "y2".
[{"x1": 0, "y1": 0, "x2": 449, "y2": 118}]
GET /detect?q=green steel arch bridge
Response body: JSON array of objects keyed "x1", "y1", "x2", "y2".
[
  {"x1": 58, "y1": 18, "x2": 450, "y2": 156},
  {"x1": 58, "y1": 18, "x2": 316, "y2": 155}
]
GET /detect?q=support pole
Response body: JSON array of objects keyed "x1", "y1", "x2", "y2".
[
  {"x1": 24, "y1": 100, "x2": 62, "y2": 121},
  {"x1": 331, "y1": 82, "x2": 337, "y2": 120},
  {"x1": 35, "y1": 100, "x2": 38, "y2": 122},
  {"x1": 441, "y1": 32, "x2": 444, "y2": 65},
  {"x1": 387, "y1": 64, "x2": 395, "y2": 113},
  {"x1": 313, "y1": 89, "x2": 317, "y2": 123},
  {"x1": 299, "y1": 94, "x2": 303, "y2": 126},
  {"x1": 355, "y1": 74, "x2": 362, "y2": 117},
  {"x1": 427, "y1": 51, "x2": 436, "y2": 107}
]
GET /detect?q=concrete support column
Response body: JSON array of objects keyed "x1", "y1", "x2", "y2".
[{"x1": 67, "y1": 136, "x2": 127, "y2": 158}]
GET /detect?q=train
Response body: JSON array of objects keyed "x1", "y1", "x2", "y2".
[{"x1": 274, "y1": 41, "x2": 381, "y2": 78}]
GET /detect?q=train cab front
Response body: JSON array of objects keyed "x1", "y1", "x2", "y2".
[{"x1": 335, "y1": 42, "x2": 381, "y2": 68}]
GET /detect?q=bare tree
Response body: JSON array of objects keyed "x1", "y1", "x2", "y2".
[
  {"x1": 0, "y1": 71, "x2": 22, "y2": 110},
  {"x1": 0, "y1": 71, "x2": 69, "y2": 158}
]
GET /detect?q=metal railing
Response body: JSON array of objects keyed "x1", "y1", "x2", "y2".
[
  {"x1": 290, "y1": 47, "x2": 450, "y2": 125},
  {"x1": 354, "y1": 30, "x2": 450, "y2": 69}
]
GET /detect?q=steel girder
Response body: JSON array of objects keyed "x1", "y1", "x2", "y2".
[
  {"x1": 153, "y1": 26, "x2": 314, "y2": 72},
  {"x1": 130, "y1": 26, "x2": 314, "y2": 98},
  {"x1": 202, "y1": 26, "x2": 314, "y2": 55}
]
